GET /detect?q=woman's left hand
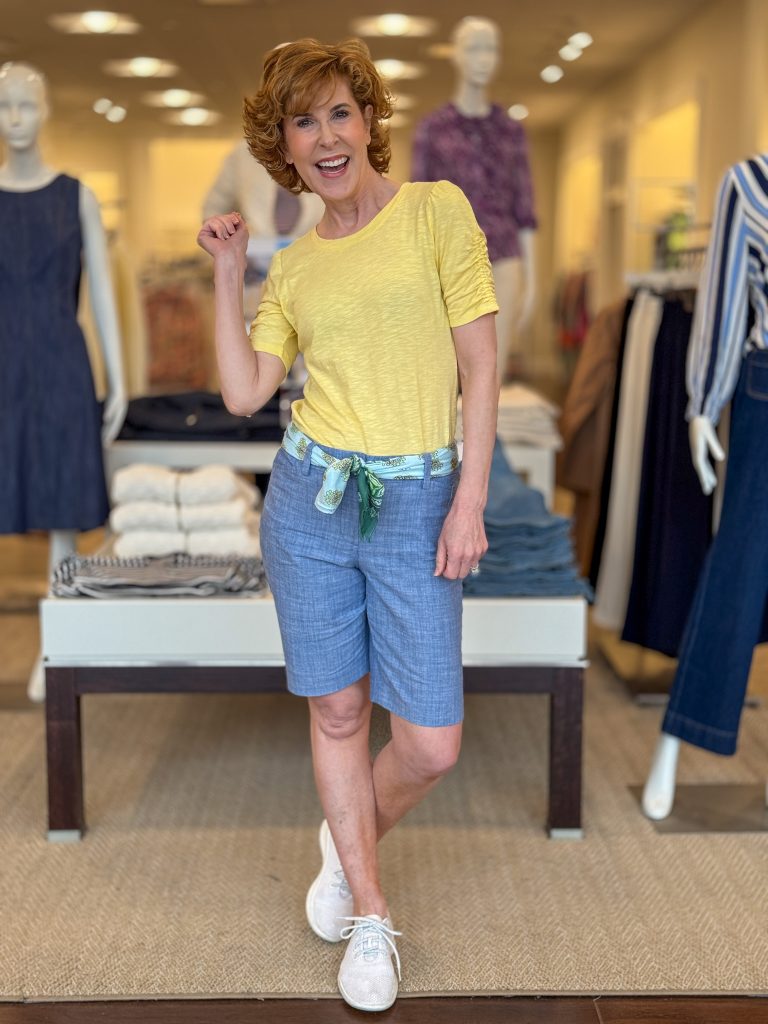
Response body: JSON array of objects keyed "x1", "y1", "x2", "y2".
[{"x1": 434, "y1": 502, "x2": 488, "y2": 579}]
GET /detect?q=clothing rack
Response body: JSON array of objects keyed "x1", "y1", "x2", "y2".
[
  {"x1": 565, "y1": 284, "x2": 713, "y2": 696},
  {"x1": 624, "y1": 268, "x2": 700, "y2": 293}
]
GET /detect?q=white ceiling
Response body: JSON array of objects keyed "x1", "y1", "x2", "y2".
[{"x1": 2, "y1": 0, "x2": 710, "y2": 138}]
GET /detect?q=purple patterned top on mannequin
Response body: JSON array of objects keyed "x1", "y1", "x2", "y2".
[{"x1": 411, "y1": 103, "x2": 538, "y2": 263}]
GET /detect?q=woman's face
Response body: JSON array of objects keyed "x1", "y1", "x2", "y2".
[
  {"x1": 0, "y1": 69, "x2": 48, "y2": 150},
  {"x1": 282, "y1": 77, "x2": 374, "y2": 203}
]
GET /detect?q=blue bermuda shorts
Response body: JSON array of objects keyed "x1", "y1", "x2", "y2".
[{"x1": 259, "y1": 441, "x2": 464, "y2": 727}]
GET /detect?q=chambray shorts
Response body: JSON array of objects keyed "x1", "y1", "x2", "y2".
[{"x1": 259, "y1": 442, "x2": 464, "y2": 727}]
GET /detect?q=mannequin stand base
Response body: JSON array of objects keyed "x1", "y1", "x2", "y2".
[
  {"x1": 47, "y1": 829, "x2": 83, "y2": 843},
  {"x1": 631, "y1": 783, "x2": 768, "y2": 833}
]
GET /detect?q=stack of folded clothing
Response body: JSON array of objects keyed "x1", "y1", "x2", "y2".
[
  {"x1": 458, "y1": 384, "x2": 562, "y2": 449},
  {"x1": 110, "y1": 464, "x2": 261, "y2": 558},
  {"x1": 463, "y1": 439, "x2": 591, "y2": 598},
  {"x1": 51, "y1": 553, "x2": 266, "y2": 598}
]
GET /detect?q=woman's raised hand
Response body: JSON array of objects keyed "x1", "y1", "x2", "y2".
[{"x1": 197, "y1": 211, "x2": 249, "y2": 261}]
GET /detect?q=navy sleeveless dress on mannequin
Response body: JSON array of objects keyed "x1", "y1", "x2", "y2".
[{"x1": 0, "y1": 174, "x2": 109, "y2": 533}]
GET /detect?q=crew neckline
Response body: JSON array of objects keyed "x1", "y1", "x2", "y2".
[
  {"x1": 311, "y1": 182, "x2": 410, "y2": 247},
  {"x1": 0, "y1": 172, "x2": 64, "y2": 194}
]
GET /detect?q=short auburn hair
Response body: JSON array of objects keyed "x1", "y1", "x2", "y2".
[{"x1": 243, "y1": 38, "x2": 393, "y2": 194}]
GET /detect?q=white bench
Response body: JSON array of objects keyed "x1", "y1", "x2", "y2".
[{"x1": 41, "y1": 594, "x2": 586, "y2": 842}]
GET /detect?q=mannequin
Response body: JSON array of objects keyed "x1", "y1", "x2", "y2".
[
  {"x1": 0, "y1": 62, "x2": 126, "y2": 700},
  {"x1": 203, "y1": 141, "x2": 323, "y2": 270},
  {"x1": 642, "y1": 156, "x2": 768, "y2": 820},
  {"x1": 411, "y1": 17, "x2": 538, "y2": 381}
]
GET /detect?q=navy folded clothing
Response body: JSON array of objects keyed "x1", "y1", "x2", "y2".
[{"x1": 116, "y1": 391, "x2": 283, "y2": 442}]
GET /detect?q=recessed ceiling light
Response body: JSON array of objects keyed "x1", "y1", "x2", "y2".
[
  {"x1": 351, "y1": 14, "x2": 436, "y2": 38},
  {"x1": 143, "y1": 89, "x2": 206, "y2": 108},
  {"x1": 105, "y1": 104, "x2": 127, "y2": 122},
  {"x1": 540, "y1": 65, "x2": 564, "y2": 84},
  {"x1": 373, "y1": 59, "x2": 425, "y2": 81},
  {"x1": 104, "y1": 57, "x2": 178, "y2": 78},
  {"x1": 49, "y1": 11, "x2": 140, "y2": 34},
  {"x1": 166, "y1": 107, "x2": 222, "y2": 126},
  {"x1": 559, "y1": 43, "x2": 582, "y2": 62},
  {"x1": 92, "y1": 96, "x2": 113, "y2": 114},
  {"x1": 81, "y1": 10, "x2": 119, "y2": 32},
  {"x1": 508, "y1": 104, "x2": 529, "y2": 121},
  {"x1": 569, "y1": 31, "x2": 593, "y2": 49}
]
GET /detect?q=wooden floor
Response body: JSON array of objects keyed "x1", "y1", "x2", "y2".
[{"x1": 1, "y1": 997, "x2": 767, "y2": 1023}]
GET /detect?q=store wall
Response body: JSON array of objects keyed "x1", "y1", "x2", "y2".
[{"x1": 551, "y1": 0, "x2": 760, "y2": 311}]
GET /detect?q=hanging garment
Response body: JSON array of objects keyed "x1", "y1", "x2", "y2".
[
  {"x1": 559, "y1": 298, "x2": 628, "y2": 575},
  {"x1": 663, "y1": 350, "x2": 768, "y2": 754},
  {"x1": 588, "y1": 299, "x2": 635, "y2": 586},
  {"x1": 621, "y1": 299, "x2": 713, "y2": 656},
  {"x1": 0, "y1": 174, "x2": 109, "y2": 533},
  {"x1": 592, "y1": 290, "x2": 664, "y2": 629}
]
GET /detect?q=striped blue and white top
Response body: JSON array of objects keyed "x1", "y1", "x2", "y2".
[{"x1": 687, "y1": 154, "x2": 768, "y2": 424}]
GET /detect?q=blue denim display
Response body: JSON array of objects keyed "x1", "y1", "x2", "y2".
[
  {"x1": 463, "y1": 439, "x2": 591, "y2": 598},
  {"x1": 662, "y1": 349, "x2": 768, "y2": 755}
]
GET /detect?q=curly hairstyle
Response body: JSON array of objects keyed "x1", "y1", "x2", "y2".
[{"x1": 243, "y1": 38, "x2": 394, "y2": 194}]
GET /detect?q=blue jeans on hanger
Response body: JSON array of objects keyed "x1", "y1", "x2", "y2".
[{"x1": 663, "y1": 349, "x2": 768, "y2": 754}]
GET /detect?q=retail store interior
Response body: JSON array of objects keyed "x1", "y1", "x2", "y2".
[{"x1": 2, "y1": 1, "x2": 768, "y2": 1020}]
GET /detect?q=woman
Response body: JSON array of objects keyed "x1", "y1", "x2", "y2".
[{"x1": 197, "y1": 37, "x2": 499, "y2": 1013}]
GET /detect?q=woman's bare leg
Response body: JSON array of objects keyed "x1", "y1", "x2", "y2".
[
  {"x1": 308, "y1": 676, "x2": 387, "y2": 917},
  {"x1": 309, "y1": 683, "x2": 462, "y2": 914},
  {"x1": 372, "y1": 713, "x2": 462, "y2": 838}
]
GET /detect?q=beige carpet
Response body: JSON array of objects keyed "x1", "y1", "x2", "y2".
[{"x1": 2, "y1": 657, "x2": 768, "y2": 1001}]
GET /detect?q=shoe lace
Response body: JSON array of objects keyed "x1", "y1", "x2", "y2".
[
  {"x1": 339, "y1": 916, "x2": 402, "y2": 981},
  {"x1": 332, "y1": 869, "x2": 352, "y2": 901}
]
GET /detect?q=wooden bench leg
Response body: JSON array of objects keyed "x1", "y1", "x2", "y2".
[
  {"x1": 548, "y1": 667, "x2": 583, "y2": 839},
  {"x1": 45, "y1": 667, "x2": 85, "y2": 841}
]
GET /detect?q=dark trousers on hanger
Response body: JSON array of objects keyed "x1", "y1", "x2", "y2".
[{"x1": 663, "y1": 349, "x2": 768, "y2": 754}]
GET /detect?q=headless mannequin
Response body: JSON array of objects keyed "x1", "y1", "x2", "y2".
[
  {"x1": 412, "y1": 18, "x2": 537, "y2": 381},
  {"x1": 202, "y1": 141, "x2": 323, "y2": 322},
  {"x1": 0, "y1": 63, "x2": 126, "y2": 700},
  {"x1": 642, "y1": 417, "x2": 724, "y2": 819}
]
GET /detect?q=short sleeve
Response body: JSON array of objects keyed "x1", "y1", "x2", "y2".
[
  {"x1": 510, "y1": 122, "x2": 538, "y2": 231},
  {"x1": 426, "y1": 180, "x2": 499, "y2": 327},
  {"x1": 248, "y1": 250, "x2": 299, "y2": 375}
]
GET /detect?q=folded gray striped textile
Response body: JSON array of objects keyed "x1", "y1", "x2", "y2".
[{"x1": 51, "y1": 554, "x2": 267, "y2": 598}]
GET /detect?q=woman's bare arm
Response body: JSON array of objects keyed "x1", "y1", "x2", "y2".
[{"x1": 197, "y1": 212, "x2": 286, "y2": 416}]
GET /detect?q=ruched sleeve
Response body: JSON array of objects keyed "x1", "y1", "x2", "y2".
[
  {"x1": 426, "y1": 180, "x2": 499, "y2": 328},
  {"x1": 249, "y1": 249, "x2": 299, "y2": 375}
]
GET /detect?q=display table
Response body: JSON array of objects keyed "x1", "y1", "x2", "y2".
[
  {"x1": 106, "y1": 440, "x2": 556, "y2": 510},
  {"x1": 41, "y1": 594, "x2": 586, "y2": 842}
]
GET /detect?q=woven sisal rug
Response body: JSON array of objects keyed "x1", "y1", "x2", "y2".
[{"x1": 2, "y1": 655, "x2": 768, "y2": 1000}]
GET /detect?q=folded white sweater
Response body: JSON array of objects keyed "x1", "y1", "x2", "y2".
[
  {"x1": 111, "y1": 497, "x2": 257, "y2": 534},
  {"x1": 112, "y1": 464, "x2": 261, "y2": 507},
  {"x1": 113, "y1": 526, "x2": 260, "y2": 559}
]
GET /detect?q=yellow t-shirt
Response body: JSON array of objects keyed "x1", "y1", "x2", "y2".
[{"x1": 249, "y1": 179, "x2": 498, "y2": 455}]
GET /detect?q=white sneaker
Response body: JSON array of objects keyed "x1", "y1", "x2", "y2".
[
  {"x1": 305, "y1": 820, "x2": 354, "y2": 942},
  {"x1": 337, "y1": 914, "x2": 401, "y2": 1012}
]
